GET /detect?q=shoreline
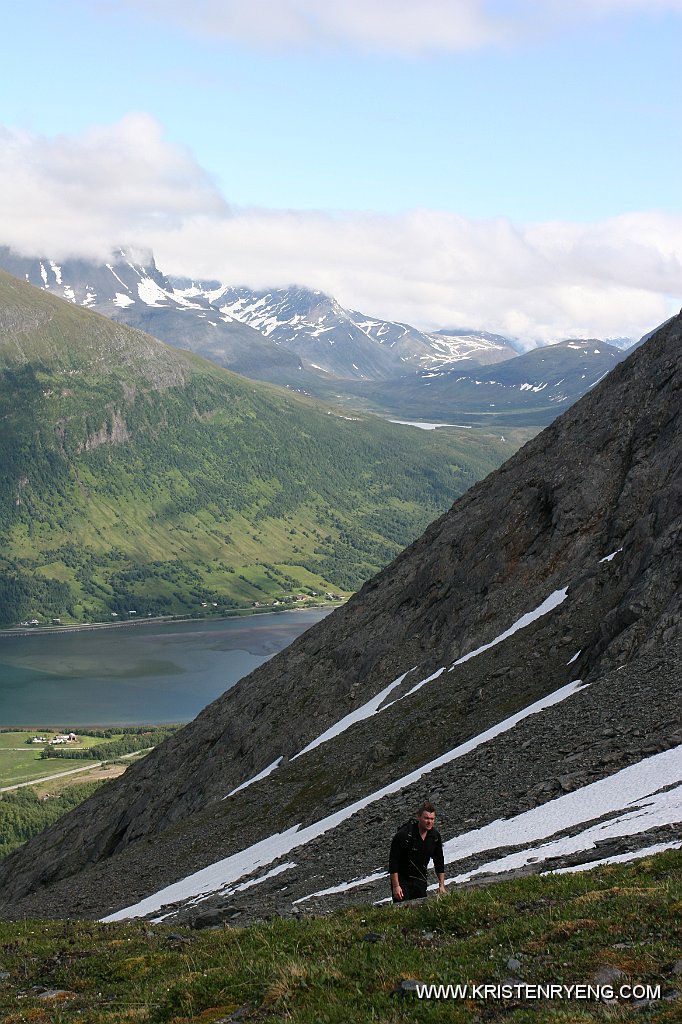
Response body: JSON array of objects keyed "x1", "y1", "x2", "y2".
[{"x1": 0, "y1": 601, "x2": 341, "y2": 639}]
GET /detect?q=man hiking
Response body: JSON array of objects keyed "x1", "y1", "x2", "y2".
[{"x1": 389, "y1": 801, "x2": 446, "y2": 901}]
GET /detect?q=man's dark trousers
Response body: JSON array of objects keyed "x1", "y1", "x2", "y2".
[{"x1": 392, "y1": 877, "x2": 427, "y2": 902}]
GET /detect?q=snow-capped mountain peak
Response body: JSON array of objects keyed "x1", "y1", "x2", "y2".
[{"x1": 180, "y1": 282, "x2": 520, "y2": 382}]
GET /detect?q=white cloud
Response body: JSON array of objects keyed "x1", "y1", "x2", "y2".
[
  {"x1": 147, "y1": 207, "x2": 681, "y2": 344},
  {"x1": 0, "y1": 114, "x2": 227, "y2": 261},
  {"x1": 552, "y1": 0, "x2": 682, "y2": 13},
  {"x1": 1, "y1": 117, "x2": 680, "y2": 345},
  {"x1": 110, "y1": 0, "x2": 512, "y2": 53},
  {"x1": 108, "y1": 0, "x2": 682, "y2": 53}
]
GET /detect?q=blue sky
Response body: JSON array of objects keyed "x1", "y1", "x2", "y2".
[{"x1": 1, "y1": 0, "x2": 681, "y2": 343}]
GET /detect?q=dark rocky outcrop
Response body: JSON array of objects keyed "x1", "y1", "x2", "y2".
[{"x1": 0, "y1": 310, "x2": 680, "y2": 920}]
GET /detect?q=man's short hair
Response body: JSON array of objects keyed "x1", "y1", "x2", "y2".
[{"x1": 416, "y1": 801, "x2": 437, "y2": 815}]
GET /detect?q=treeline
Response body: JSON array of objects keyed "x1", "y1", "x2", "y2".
[
  {"x1": 0, "y1": 783, "x2": 104, "y2": 861},
  {"x1": 40, "y1": 727, "x2": 179, "y2": 760},
  {"x1": 74, "y1": 726, "x2": 178, "y2": 740}
]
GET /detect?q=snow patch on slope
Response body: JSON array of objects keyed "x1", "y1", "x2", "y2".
[
  {"x1": 300, "y1": 746, "x2": 682, "y2": 903},
  {"x1": 551, "y1": 841, "x2": 682, "y2": 875},
  {"x1": 446, "y1": 746, "x2": 682, "y2": 881},
  {"x1": 291, "y1": 671, "x2": 414, "y2": 760},
  {"x1": 452, "y1": 589, "x2": 568, "y2": 667},
  {"x1": 137, "y1": 278, "x2": 170, "y2": 307},
  {"x1": 225, "y1": 757, "x2": 283, "y2": 798}
]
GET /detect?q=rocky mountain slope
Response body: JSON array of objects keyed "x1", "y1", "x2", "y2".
[
  {"x1": 0, "y1": 306, "x2": 679, "y2": 923},
  {"x1": 0, "y1": 269, "x2": 514, "y2": 624}
]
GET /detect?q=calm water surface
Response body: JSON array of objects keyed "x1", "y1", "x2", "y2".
[{"x1": 0, "y1": 611, "x2": 330, "y2": 726}]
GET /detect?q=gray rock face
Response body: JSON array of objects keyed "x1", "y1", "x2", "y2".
[{"x1": 0, "y1": 312, "x2": 680, "y2": 920}]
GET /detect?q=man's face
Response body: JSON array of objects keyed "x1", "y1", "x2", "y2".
[{"x1": 418, "y1": 811, "x2": 436, "y2": 831}]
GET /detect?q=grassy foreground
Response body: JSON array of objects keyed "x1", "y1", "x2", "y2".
[{"x1": 0, "y1": 850, "x2": 679, "y2": 1023}]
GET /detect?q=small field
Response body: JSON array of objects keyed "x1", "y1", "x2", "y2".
[
  {"x1": 0, "y1": 850, "x2": 679, "y2": 1023},
  {"x1": 30, "y1": 760, "x2": 130, "y2": 798},
  {"x1": 0, "y1": 731, "x2": 174, "y2": 863},
  {"x1": 0, "y1": 731, "x2": 114, "y2": 789},
  {"x1": 0, "y1": 728, "x2": 178, "y2": 790}
]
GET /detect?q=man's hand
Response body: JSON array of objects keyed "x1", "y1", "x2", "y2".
[{"x1": 392, "y1": 882, "x2": 404, "y2": 901}]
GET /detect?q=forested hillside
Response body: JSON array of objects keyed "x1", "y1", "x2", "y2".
[{"x1": 0, "y1": 271, "x2": 520, "y2": 625}]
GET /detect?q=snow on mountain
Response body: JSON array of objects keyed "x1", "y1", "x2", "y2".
[
  {"x1": 0, "y1": 248, "x2": 304, "y2": 383},
  {"x1": 422, "y1": 329, "x2": 520, "y2": 370},
  {"x1": 393, "y1": 339, "x2": 626, "y2": 419},
  {"x1": 0, "y1": 246, "x2": 210, "y2": 315},
  {"x1": 181, "y1": 284, "x2": 412, "y2": 380},
  {"x1": 178, "y1": 282, "x2": 520, "y2": 381},
  {"x1": 356, "y1": 337, "x2": 630, "y2": 423}
]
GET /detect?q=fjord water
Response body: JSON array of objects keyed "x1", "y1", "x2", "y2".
[{"x1": 0, "y1": 610, "x2": 329, "y2": 726}]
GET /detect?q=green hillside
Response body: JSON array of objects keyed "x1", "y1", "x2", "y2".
[{"x1": 0, "y1": 271, "x2": 523, "y2": 626}]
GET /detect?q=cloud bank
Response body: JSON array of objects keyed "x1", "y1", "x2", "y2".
[
  {"x1": 0, "y1": 114, "x2": 227, "y2": 259},
  {"x1": 109, "y1": 0, "x2": 682, "y2": 54},
  {"x1": 1, "y1": 116, "x2": 680, "y2": 345}
]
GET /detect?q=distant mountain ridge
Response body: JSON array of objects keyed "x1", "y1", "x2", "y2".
[
  {"x1": 0, "y1": 245, "x2": 522, "y2": 383},
  {"x1": 331, "y1": 337, "x2": 629, "y2": 426},
  {"x1": 181, "y1": 282, "x2": 520, "y2": 379},
  {"x1": 0, "y1": 245, "x2": 638, "y2": 424}
]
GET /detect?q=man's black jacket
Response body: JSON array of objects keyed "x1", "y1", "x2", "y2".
[{"x1": 389, "y1": 819, "x2": 445, "y2": 883}]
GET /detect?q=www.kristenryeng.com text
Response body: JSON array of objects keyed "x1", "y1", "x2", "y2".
[{"x1": 415, "y1": 982, "x2": 661, "y2": 1002}]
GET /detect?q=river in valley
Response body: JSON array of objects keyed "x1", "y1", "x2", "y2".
[{"x1": 0, "y1": 610, "x2": 330, "y2": 726}]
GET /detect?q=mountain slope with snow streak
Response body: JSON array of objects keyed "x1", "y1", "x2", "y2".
[
  {"x1": 102, "y1": 678, "x2": 589, "y2": 922},
  {"x1": 298, "y1": 743, "x2": 682, "y2": 904},
  {"x1": 0, "y1": 310, "x2": 680, "y2": 923}
]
